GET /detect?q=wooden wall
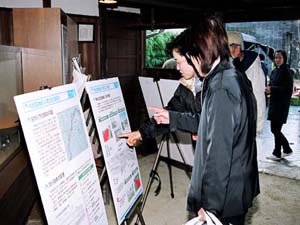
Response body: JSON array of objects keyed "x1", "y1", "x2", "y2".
[
  {"x1": 1, "y1": 6, "x2": 157, "y2": 154},
  {"x1": 0, "y1": 8, "x2": 13, "y2": 45},
  {"x1": 103, "y1": 10, "x2": 143, "y2": 130},
  {"x1": 72, "y1": 10, "x2": 146, "y2": 131},
  {"x1": 69, "y1": 15, "x2": 101, "y2": 80},
  {"x1": 71, "y1": 10, "x2": 157, "y2": 154}
]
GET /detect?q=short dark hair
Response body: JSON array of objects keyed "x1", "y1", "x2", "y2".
[
  {"x1": 168, "y1": 16, "x2": 230, "y2": 74},
  {"x1": 166, "y1": 29, "x2": 191, "y2": 56},
  {"x1": 275, "y1": 49, "x2": 287, "y2": 64}
]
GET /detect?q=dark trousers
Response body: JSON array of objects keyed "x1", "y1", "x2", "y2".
[
  {"x1": 270, "y1": 120, "x2": 291, "y2": 157},
  {"x1": 220, "y1": 213, "x2": 246, "y2": 225}
]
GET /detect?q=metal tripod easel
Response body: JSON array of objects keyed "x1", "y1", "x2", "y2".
[
  {"x1": 135, "y1": 78, "x2": 192, "y2": 225},
  {"x1": 134, "y1": 131, "x2": 192, "y2": 225}
]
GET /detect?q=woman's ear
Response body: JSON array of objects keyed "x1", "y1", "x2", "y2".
[{"x1": 190, "y1": 56, "x2": 202, "y2": 76}]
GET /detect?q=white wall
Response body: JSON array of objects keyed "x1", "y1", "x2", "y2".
[
  {"x1": 52, "y1": 0, "x2": 99, "y2": 17},
  {"x1": 0, "y1": 0, "x2": 43, "y2": 8},
  {"x1": 0, "y1": 0, "x2": 99, "y2": 17}
]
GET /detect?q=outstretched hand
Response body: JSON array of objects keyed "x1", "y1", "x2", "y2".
[
  {"x1": 118, "y1": 130, "x2": 142, "y2": 147},
  {"x1": 148, "y1": 106, "x2": 170, "y2": 124}
]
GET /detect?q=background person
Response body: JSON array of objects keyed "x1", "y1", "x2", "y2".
[
  {"x1": 227, "y1": 32, "x2": 266, "y2": 134},
  {"x1": 152, "y1": 16, "x2": 259, "y2": 225},
  {"x1": 265, "y1": 49, "x2": 294, "y2": 160},
  {"x1": 162, "y1": 58, "x2": 177, "y2": 69}
]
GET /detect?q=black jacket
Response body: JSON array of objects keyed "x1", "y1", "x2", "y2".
[
  {"x1": 267, "y1": 64, "x2": 293, "y2": 124},
  {"x1": 187, "y1": 60, "x2": 260, "y2": 218},
  {"x1": 139, "y1": 80, "x2": 201, "y2": 139},
  {"x1": 233, "y1": 50, "x2": 257, "y2": 72}
]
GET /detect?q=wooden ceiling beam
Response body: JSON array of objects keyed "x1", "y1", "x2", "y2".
[{"x1": 118, "y1": 0, "x2": 300, "y2": 29}]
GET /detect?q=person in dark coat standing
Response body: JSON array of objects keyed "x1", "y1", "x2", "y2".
[
  {"x1": 151, "y1": 16, "x2": 259, "y2": 225},
  {"x1": 265, "y1": 49, "x2": 293, "y2": 161},
  {"x1": 118, "y1": 31, "x2": 202, "y2": 147}
]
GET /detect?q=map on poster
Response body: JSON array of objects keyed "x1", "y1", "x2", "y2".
[
  {"x1": 58, "y1": 106, "x2": 88, "y2": 160},
  {"x1": 85, "y1": 78, "x2": 143, "y2": 225},
  {"x1": 14, "y1": 84, "x2": 108, "y2": 225}
]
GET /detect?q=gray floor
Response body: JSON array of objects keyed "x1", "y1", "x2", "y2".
[{"x1": 257, "y1": 105, "x2": 300, "y2": 179}]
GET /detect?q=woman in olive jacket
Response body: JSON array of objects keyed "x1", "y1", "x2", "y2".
[{"x1": 266, "y1": 49, "x2": 293, "y2": 160}]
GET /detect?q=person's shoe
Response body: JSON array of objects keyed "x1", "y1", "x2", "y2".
[
  {"x1": 282, "y1": 151, "x2": 293, "y2": 158},
  {"x1": 266, "y1": 154, "x2": 281, "y2": 161}
]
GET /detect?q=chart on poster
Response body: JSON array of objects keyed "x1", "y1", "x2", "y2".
[
  {"x1": 85, "y1": 78, "x2": 143, "y2": 225},
  {"x1": 14, "y1": 84, "x2": 108, "y2": 225}
]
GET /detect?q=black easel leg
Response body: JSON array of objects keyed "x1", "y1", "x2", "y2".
[
  {"x1": 137, "y1": 207, "x2": 146, "y2": 225},
  {"x1": 166, "y1": 135, "x2": 174, "y2": 198},
  {"x1": 135, "y1": 134, "x2": 167, "y2": 225}
]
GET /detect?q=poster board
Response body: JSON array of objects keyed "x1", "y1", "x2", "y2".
[
  {"x1": 138, "y1": 77, "x2": 162, "y2": 117},
  {"x1": 14, "y1": 84, "x2": 108, "y2": 225},
  {"x1": 85, "y1": 78, "x2": 143, "y2": 225},
  {"x1": 159, "y1": 78, "x2": 180, "y2": 106},
  {"x1": 138, "y1": 76, "x2": 195, "y2": 166}
]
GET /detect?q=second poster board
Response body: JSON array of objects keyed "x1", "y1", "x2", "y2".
[{"x1": 85, "y1": 77, "x2": 143, "y2": 225}]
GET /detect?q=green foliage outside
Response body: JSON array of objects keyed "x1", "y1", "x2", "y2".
[
  {"x1": 290, "y1": 96, "x2": 300, "y2": 106},
  {"x1": 146, "y1": 32, "x2": 176, "y2": 68}
]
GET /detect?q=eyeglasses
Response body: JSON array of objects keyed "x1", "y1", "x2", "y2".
[
  {"x1": 175, "y1": 58, "x2": 185, "y2": 64},
  {"x1": 175, "y1": 58, "x2": 187, "y2": 66}
]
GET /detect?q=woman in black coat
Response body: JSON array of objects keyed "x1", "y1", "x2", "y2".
[
  {"x1": 118, "y1": 32, "x2": 202, "y2": 147},
  {"x1": 266, "y1": 49, "x2": 293, "y2": 160}
]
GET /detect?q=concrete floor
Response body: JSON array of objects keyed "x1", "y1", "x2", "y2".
[
  {"x1": 257, "y1": 105, "x2": 300, "y2": 179},
  {"x1": 27, "y1": 106, "x2": 300, "y2": 225}
]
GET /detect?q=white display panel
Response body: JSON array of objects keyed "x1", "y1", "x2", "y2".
[
  {"x1": 159, "y1": 78, "x2": 180, "y2": 106},
  {"x1": 139, "y1": 76, "x2": 195, "y2": 166},
  {"x1": 52, "y1": 0, "x2": 99, "y2": 17},
  {"x1": 138, "y1": 77, "x2": 162, "y2": 117},
  {"x1": 0, "y1": 0, "x2": 43, "y2": 8},
  {"x1": 14, "y1": 84, "x2": 108, "y2": 225},
  {"x1": 85, "y1": 78, "x2": 143, "y2": 225}
]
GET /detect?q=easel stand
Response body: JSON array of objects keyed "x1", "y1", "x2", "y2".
[
  {"x1": 135, "y1": 131, "x2": 191, "y2": 225},
  {"x1": 81, "y1": 87, "x2": 111, "y2": 204},
  {"x1": 122, "y1": 195, "x2": 146, "y2": 225}
]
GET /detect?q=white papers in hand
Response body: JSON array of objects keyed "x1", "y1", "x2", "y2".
[
  {"x1": 183, "y1": 216, "x2": 203, "y2": 225},
  {"x1": 183, "y1": 211, "x2": 223, "y2": 225}
]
